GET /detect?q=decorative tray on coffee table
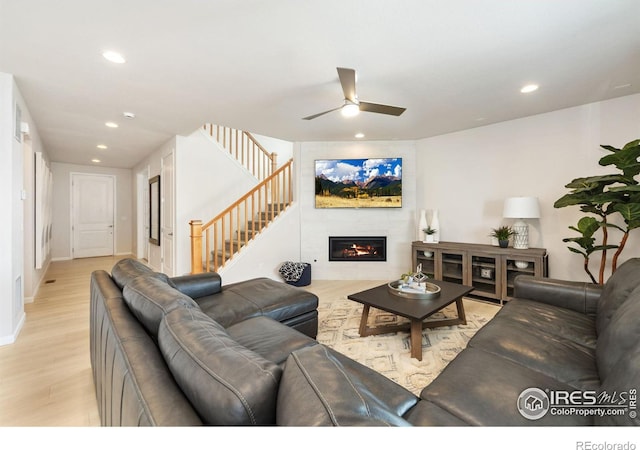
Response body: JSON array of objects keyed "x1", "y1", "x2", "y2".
[{"x1": 387, "y1": 280, "x2": 441, "y2": 300}]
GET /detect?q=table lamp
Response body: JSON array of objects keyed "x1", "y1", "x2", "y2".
[{"x1": 503, "y1": 196, "x2": 540, "y2": 249}]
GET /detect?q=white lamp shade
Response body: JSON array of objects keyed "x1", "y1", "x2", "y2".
[{"x1": 503, "y1": 197, "x2": 540, "y2": 219}]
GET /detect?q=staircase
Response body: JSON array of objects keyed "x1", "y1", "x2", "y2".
[
  {"x1": 190, "y1": 125, "x2": 293, "y2": 274},
  {"x1": 203, "y1": 124, "x2": 277, "y2": 181}
]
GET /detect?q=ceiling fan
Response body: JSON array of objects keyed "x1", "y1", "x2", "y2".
[{"x1": 302, "y1": 67, "x2": 406, "y2": 120}]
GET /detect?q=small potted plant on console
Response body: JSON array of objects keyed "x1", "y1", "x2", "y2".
[
  {"x1": 423, "y1": 226, "x2": 437, "y2": 243},
  {"x1": 490, "y1": 226, "x2": 515, "y2": 248}
]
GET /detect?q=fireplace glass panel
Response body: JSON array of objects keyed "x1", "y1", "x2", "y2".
[{"x1": 329, "y1": 236, "x2": 387, "y2": 262}]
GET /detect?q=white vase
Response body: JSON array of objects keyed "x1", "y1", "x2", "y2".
[
  {"x1": 418, "y1": 210, "x2": 428, "y2": 242},
  {"x1": 431, "y1": 209, "x2": 440, "y2": 243}
]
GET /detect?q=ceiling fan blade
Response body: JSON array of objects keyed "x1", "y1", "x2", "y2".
[
  {"x1": 337, "y1": 67, "x2": 357, "y2": 103},
  {"x1": 302, "y1": 106, "x2": 342, "y2": 120},
  {"x1": 358, "y1": 101, "x2": 406, "y2": 116}
]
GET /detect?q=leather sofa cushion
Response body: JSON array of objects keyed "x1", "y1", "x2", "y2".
[
  {"x1": 514, "y1": 275, "x2": 601, "y2": 317},
  {"x1": 226, "y1": 316, "x2": 317, "y2": 365},
  {"x1": 468, "y1": 315, "x2": 599, "y2": 390},
  {"x1": 158, "y1": 307, "x2": 282, "y2": 425},
  {"x1": 492, "y1": 298, "x2": 597, "y2": 349},
  {"x1": 420, "y1": 347, "x2": 593, "y2": 426},
  {"x1": 111, "y1": 258, "x2": 155, "y2": 289},
  {"x1": 170, "y1": 272, "x2": 222, "y2": 299},
  {"x1": 277, "y1": 345, "x2": 418, "y2": 426},
  {"x1": 596, "y1": 284, "x2": 640, "y2": 381},
  {"x1": 596, "y1": 258, "x2": 640, "y2": 334},
  {"x1": 197, "y1": 277, "x2": 318, "y2": 328},
  {"x1": 123, "y1": 275, "x2": 198, "y2": 338},
  {"x1": 402, "y1": 400, "x2": 469, "y2": 426}
]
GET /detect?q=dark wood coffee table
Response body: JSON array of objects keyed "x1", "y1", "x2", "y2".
[{"x1": 347, "y1": 280, "x2": 474, "y2": 360}]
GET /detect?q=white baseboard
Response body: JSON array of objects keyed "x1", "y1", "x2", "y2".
[{"x1": 0, "y1": 312, "x2": 25, "y2": 347}]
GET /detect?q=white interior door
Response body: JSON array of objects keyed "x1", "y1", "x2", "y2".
[
  {"x1": 72, "y1": 173, "x2": 115, "y2": 258},
  {"x1": 161, "y1": 153, "x2": 175, "y2": 275}
]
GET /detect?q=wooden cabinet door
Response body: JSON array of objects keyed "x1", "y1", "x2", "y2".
[{"x1": 468, "y1": 252, "x2": 501, "y2": 300}]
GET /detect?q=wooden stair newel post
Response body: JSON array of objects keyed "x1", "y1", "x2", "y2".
[{"x1": 190, "y1": 219, "x2": 203, "y2": 274}]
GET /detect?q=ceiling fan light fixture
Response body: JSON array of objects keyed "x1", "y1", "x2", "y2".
[{"x1": 341, "y1": 103, "x2": 360, "y2": 117}]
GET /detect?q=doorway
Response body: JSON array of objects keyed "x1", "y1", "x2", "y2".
[
  {"x1": 136, "y1": 167, "x2": 150, "y2": 261},
  {"x1": 71, "y1": 173, "x2": 115, "y2": 258},
  {"x1": 161, "y1": 152, "x2": 175, "y2": 276}
]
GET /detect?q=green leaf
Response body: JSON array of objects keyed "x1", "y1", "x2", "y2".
[
  {"x1": 600, "y1": 144, "x2": 620, "y2": 153},
  {"x1": 599, "y1": 142, "x2": 640, "y2": 178},
  {"x1": 593, "y1": 244, "x2": 619, "y2": 251},
  {"x1": 565, "y1": 175, "x2": 623, "y2": 191},
  {"x1": 622, "y1": 139, "x2": 640, "y2": 150},
  {"x1": 613, "y1": 203, "x2": 640, "y2": 230},
  {"x1": 576, "y1": 216, "x2": 600, "y2": 237},
  {"x1": 609, "y1": 185, "x2": 640, "y2": 193},
  {"x1": 566, "y1": 247, "x2": 587, "y2": 257}
]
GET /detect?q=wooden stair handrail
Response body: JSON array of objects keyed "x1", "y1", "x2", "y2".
[
  {"x1": 190, "y1": 158, "x2": 293, "y2": 274},
  {"x1": 203, "y1": 124, "x2": 277, "y2": 180}
]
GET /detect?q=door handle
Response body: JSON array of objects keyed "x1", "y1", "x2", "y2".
[
  {"x1": 168, "y1": 232, "x2": 173, "y2": 236},
  {"x1": 108, "y1": 225, "x2": 113, "y2": 228}
]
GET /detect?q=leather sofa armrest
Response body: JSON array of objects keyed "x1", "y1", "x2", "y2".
[
  {"x1": 169, "y1": 272, "x2": 222, "y2": 299},
  {"x1": 277, "y1": 345, "x2": 417, "y2": 426},
  {"x1": 513, "y1": 275, "x2": 601, "y2": 317}
]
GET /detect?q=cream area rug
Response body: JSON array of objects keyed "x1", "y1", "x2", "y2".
[{"x1": 311, "y1": 281, "x2": 501, "y2": 396}]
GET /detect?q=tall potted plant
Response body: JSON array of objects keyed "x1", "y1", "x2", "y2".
[{"x1": 554, "y1": 138, "x2": 640, "y2": 284}]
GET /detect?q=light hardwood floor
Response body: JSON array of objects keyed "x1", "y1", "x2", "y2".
[
  {"x1": 0, "y1": 255, "x2": 381, "y2": 427},
  {"x1": 0, "y1": 256, "x2": 128, "y2": 426}
]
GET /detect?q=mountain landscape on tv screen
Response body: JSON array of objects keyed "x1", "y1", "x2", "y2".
[{"x1": 314, "y1": 158, "x2": 402, "y2": 208}]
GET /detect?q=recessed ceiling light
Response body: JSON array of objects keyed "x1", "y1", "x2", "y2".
[
  {"x1": 105, "y1": 121, "x2": 118, "y2": 128},
  {"x1": 355, "y1": 133, "x2": 365, "y2": 139},
  {"x1": 520, "y1": 84, "x2": 539, "y2": 94},
  {"x1": 97, "y1": 144, "x2": 108, "y2": 149},
  {"x1": 123, "y1": 111, "x2": 135, "y2": 119},
  {"x1": 92, "y1": 159, "x2": 101, "y2": 163},
  {"x1": 102, "y1": 51, "x2": 126, "y2": 64}
]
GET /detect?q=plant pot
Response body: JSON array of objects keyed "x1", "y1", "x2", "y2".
[
  {"x1": 498, "y1": 240, "x2": 509, "y2": 248},
  {"x1": 425, "y1": 235, "x2": 435, "y2": 243}
]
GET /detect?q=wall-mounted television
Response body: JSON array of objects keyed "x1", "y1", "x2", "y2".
[{"x1": 315, "y1": 158, "x2": 402, "y2": 208}]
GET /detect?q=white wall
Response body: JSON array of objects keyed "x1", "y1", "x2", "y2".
[
  {"x1": 174, "y1": 131, "x2": 259, "y2": 275},
  {"x1": 218, "y1": 204, "x2": 302, "y2": 284},
  {"x1": 0, "y1": 74, "x2": 48, "y2": 344},
  {"x1": 0, "y1": 73, "x2": 19, "y2": 344},
  {"x1": 132, "y1": 128, "x2": 304, "y2": 281},
  {"x1": 252, "y1": 133, "x2": 294, "y2": 168},
  {"x1": 50, "y1": 162, "x2": 133, "y2": 260},
  {"x1": 133, "y1": 137, "x2": 175, "y2": 271},
  {"x1": 298, "y1": 141, "x2": 417, "y2": 280},
  {"x1": 18, "y1": 97, "x2": 50, "y2": 302},
  {"x1": 416, "y1": 94, "x2": 640, "y2": 282},
  {"x1": 134, "y1": 130, "x2": 259, "y2": 275}
]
